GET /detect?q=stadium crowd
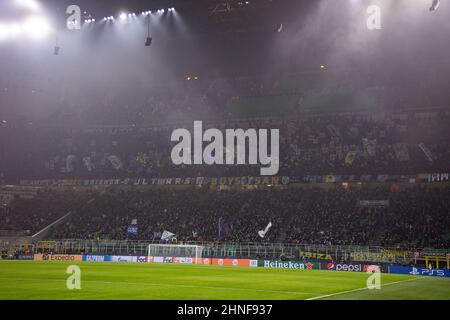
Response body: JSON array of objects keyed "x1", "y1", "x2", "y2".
[
  {"x1": 1, "y1": 68, "x2": 449, "y2": 252},
  {"x1": 1, "y1": 109, "x2": 449, "y2": 181},
  {"x1": 2, "y1": 186, "x2": 449, "y2": 249},
  {"x1": 0, "y1": 189, "x2": 92, "y2": 234}
]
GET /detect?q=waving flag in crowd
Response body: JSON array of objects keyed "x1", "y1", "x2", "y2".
[
  {"x1": 127, "y1": 219, "x2": 138, "y2": 236},
  {"x1": 258, "y1": 221, "x2": 273, "y2": 238},
  {"x1": 430, "y1": 0, "x2": 440, "y2": 11},
  {"x1": 218, "y1": 216, "x2": 228, "y2": 240},
  {"x1": 161, "y1": 230, "x2": 176, "y2": 241},
  {"x1": 107, "y1": 155, "x2": 123, "y2": 170}
]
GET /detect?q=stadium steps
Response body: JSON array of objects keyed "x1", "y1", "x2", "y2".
[
  {"x1": 32, "y1": 197, "x2": 96, "y2": 241},
  {"x1": 31, "y1": 211, "x2": 74, "y2": 241}
]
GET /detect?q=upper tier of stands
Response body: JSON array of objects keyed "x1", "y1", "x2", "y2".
[{"x1": 1, "y1": 108, "x2": 449, "y2": 181}]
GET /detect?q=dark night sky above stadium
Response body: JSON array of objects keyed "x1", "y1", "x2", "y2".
[
  {"x1": 0, "y1": 0, "x2": 449, "y2": 121},
  {"x1": 1, "y1": 0, "x2": 449, "y2": 76}
]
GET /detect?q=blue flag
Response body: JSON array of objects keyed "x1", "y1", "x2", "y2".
[
  {"x1": 127, "y1": 224, "x2": 138, "y2": 236},
  {"x1": 218, "y1": 217, "x2": 227, "y2": 240}
]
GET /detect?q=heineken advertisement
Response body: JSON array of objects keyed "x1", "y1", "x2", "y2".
[{"x1": 258, "y1": 260, "x2": 320, "y2": 270}]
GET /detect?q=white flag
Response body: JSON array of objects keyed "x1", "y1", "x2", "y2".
[
  {"x1": 430, "y1": 0, "x2": 440, "y2": 11},
  {"x1": 161, "y1": 230, "x2": 176, "y2": 240},
  {"x1": 107, "y1": 155, "x2": 123, "y2": 170},
  {"x1": 258, "y1": 222, "x2": 273, "y2": 238}
]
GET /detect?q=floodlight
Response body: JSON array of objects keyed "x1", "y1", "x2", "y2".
[
  {"x1": 23, "y1": 16, "x2": 51, "y2": 39},
  {"x1": 15, "y1": 0, "x2": 41, "y2": 11}
]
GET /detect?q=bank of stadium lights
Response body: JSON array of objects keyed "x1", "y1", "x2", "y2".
[
  {"x1": 15, "y1": 0, "x2": 42, "y2": 12},
  {"x1": 96, "y1": 7, "x2": 175, "y2": 24},
  {"x1": 141, "y1": 7, "x2": 174, "y2": 17},
  {"x1": 0, "y1": 15, "x2": 51, "y2": 41},
  {"x1": 23, "y1": 16, "x2": 51, "y2": 39},
  {"x1": 119, "y1": 13, "x2": 127, "y2": 20},
  {"x1": 0, "y1": 24, "x2": 21, "y2": 39},
  {"x1": 118, "y1": 12, "x2": 137, "y2": 22},
  {"x1": 63, "y1": 6, "x2": 174, "y2": 29}
]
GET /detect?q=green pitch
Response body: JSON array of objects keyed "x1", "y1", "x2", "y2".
[{"x1": 0, "y1": 261, "x2": 449, "y2": 300}]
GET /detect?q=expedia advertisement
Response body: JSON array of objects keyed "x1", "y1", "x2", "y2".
[
  {"x1": 258, "y1": 260, "x2": 320, "y2": 270},
  {"x1": 34, "y1": 254, "x2": 82, "y2": 261}
]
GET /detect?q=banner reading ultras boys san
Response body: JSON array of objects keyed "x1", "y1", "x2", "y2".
[
  {"x1": 19, "y1": 176, "x2": 290, "y2": 187},
  {"x1": 18, "y1": 172, "x2": 449, "y2": 187}
]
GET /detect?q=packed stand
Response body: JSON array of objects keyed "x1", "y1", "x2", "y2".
[
  {"x1": 1, "y1": 110, "x2": 449, "y2": 181},
  {"x1": 3, "y1": 185, "x2": 441, "y2": 249}
]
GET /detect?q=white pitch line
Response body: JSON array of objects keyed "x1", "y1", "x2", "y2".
[
  {"x1": 0, "y1": 277, "x2": 324, "y2": 297},
  {"x1": 306, "y1": 277, "x2": 422, "y2": 300}
]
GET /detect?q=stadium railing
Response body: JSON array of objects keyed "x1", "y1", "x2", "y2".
[{"x1": 28, "y1": 239, "x2": 448, "y2": 265}]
